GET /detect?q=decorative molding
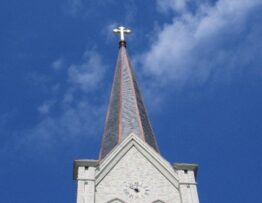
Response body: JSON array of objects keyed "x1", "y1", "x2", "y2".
[{"x1": 96, "y1": 133, "x2": 179, "y2": 188}]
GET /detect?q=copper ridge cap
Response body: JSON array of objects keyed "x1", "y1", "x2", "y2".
[{"x1": 119, "y1": 40, "x2": 126, "y2": 48}]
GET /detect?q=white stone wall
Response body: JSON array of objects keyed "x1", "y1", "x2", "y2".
[
  {"x1": 95, "y1": 146, "x2": 181, "y2": 203},
  {"x1": 74, "y1": 136, "x2": 200, "y2": 203},
  {"x1": 177, "y1": 170, "x2": 199, "y2": 203},
  {"x1": 76, "y1": 166, "x2": 96, "y2": 203}
]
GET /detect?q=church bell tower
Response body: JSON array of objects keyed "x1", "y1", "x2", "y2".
[{"x1": 73, "y1": 26, "x2": 200, "y2": 203}]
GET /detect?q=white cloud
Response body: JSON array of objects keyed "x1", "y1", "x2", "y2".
[
  {"x1": 68, "y1": 51, "x2": 107, "y2": 92},
  {"x1": 157, "y1": 0, "x2": 190, "y2": 13},
  {"x1": 27, "y1": 100, "x2": 105, "y2": 148},
  {"x1": 25, "y1": 50, "x2": 107, "y2": 150},
  {"x1": 104, "y1": 22, "x2": 118, "y2": 42},
  {"x1": 140, "y1": 0, "x2": 262, "y2": 90},
  {"x1": 38, "y1": 100, "x2": 56, "y2": 114},
  {"x1": 51, "y1": 58, "x2": 64, "y2": 70}
]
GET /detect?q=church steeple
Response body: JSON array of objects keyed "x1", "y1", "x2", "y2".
[
  {"x1": 99, "y1": 26, "x2": 159, "y2": 159},
  {"x1": 74, "y1": 27, "x2": 200, "y2": 203}
]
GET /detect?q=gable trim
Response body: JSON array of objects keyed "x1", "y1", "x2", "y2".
[{"x1": 95, "y1": 133, "x2": 179, "y2": 188}]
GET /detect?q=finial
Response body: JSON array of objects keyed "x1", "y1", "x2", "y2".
[{"x1": 113, "y1": 26, "x2": 131, "y2": 47}]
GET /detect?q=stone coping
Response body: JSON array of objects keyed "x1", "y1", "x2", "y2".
[
  {"x1": 73, "y1": 159, "x2": 99, "y2": 180},
  {"x1": 173, "y1": 163, "x2": 199, "y2": 177}
]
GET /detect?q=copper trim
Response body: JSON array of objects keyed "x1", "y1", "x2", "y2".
[
  {"x1": 124, "y1": 50, "x2": 146, "y2": 141},
  {"x1": 99, "y1": 45, "x2": 122, "y2": 159},
  {"x1": 118, "y1": 47, "x2": 123, "y2": 144}
]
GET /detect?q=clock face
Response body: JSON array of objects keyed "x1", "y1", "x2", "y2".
[{"x1": 123, "y1": 181, "x2": 150, "y2": 199}]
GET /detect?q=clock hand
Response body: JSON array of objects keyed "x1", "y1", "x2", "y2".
[
  {"x1": 134, "y1": 188, "x2": 140, "y2": 193},
  {"x1": 129, "y1": 185, "x2": 140, "y2": 193}
]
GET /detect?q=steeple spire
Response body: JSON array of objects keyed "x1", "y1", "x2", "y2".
[{"x1": 99, "y1": 26, "x2": 159, "y2": 159}]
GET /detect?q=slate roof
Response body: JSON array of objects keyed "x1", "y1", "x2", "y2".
[{"x1": 99, "y1": 41, "x2": 160, "y2": 159}]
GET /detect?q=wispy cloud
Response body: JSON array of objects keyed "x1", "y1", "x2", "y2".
[
  {"x1": 38, "y1": 100, "x2": 56, "y2": 114},
  {"x1": 104, "y1": 23, "x2": 118, "y2": 42},
  {"x1": 139, "y1": 0, "x2": 262, "y2": 92},
  {"x1": 23, "y1": 50, "x2": 107, "y2": 151},
  {"x1": 68, "y1": 51, "x2": 106, "y2": 92},
  {"x1": 66, "y1": 0, "x2": 83, "y2": 16},
  {"x1": 65, "y1": 0, "x2": 113, "y2": 17},
  {"x1": 27, "y1": 100, "x2": 105, "y2": 149},
  {"x1": 124, "y1": 0, "x2": 138, "y2": 24},
  {"x1": 51, "y1": 58, "x2": 64, "y2": 70},
  {"x1": 157, "y1": 0, "x2": 190, "y2": 13}
]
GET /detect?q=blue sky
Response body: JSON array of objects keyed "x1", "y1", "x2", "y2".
[{"x1": 0, "y1": 0, "x2": 262, "y2": 202}]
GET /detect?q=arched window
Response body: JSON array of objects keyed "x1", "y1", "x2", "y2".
[
  {"x1": 152, "y1": 200, "x2": 165, "y2": 203},
  {"x1": 107, "y1": 198, "x2": 125, "y2": 203}
]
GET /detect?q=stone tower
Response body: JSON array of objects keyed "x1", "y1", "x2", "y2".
[{"x1": 73, "y1": 27, "x2": 200, "y2": 203}]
